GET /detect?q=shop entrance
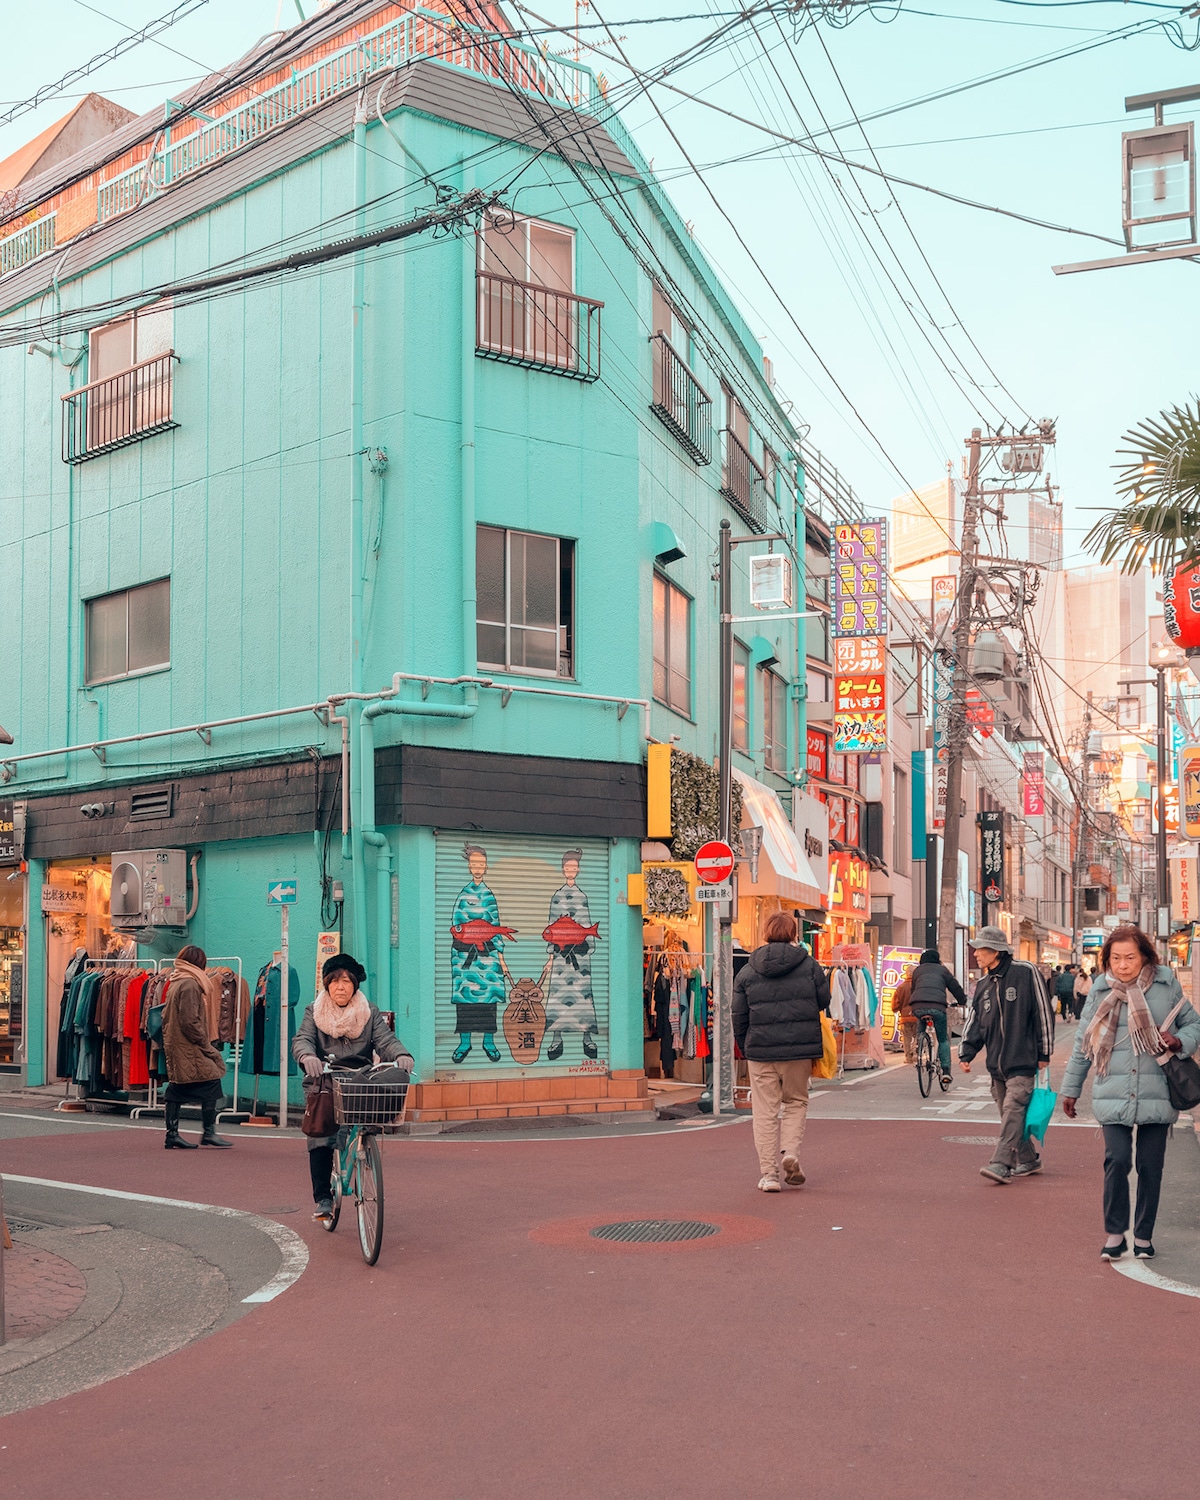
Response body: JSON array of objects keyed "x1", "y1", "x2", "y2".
[
  {"x1": 0, "y1": 872, "x2": 25, "y2": 1072},
  {"x1": 43, "y1": 860, "x2": 131, "y2": 1066}
]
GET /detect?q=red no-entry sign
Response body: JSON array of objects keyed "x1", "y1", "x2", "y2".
[{"x1": 694, "y1": 840, "x2": 736, "y2": 884}]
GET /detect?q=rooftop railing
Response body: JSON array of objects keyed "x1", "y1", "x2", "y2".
[{"x1": 0, "y1": 212, "x2": 56, "y2": 278}]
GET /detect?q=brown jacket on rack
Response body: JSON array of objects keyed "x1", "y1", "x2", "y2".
[{"x1": 162, "y1": 975, "x2": 226, "y2": 1086}]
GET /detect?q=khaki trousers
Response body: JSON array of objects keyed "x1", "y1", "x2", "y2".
[
  {"x1": 990, "y1": 1074, "x2": 1038, "y2": 1169},
  {"x1": 899, "y1": 1019, "x2": 918, "y2": 1063},
  {"x1": 747, "y1": 1059, "x2": 813, "y2": 1178}
]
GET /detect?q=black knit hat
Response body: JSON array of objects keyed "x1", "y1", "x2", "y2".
[
  {"x1": 322, "y1": 952, "x2": 366, "y2": 988},
  {"x1": 919, "y1": 948, "x2": 943, "y2": 964}
]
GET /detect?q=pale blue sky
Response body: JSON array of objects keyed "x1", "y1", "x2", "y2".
[{"x1": 3, "y1": 0, "x2": 1197, "y2": 577}]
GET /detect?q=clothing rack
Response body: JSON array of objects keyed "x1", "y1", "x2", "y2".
[
  {"x1": 61, "y1": 957, "x2": 164, "y2": 1117},
  {"x1": 209, "y1": 957, "x2": 247, "y2": 1125}
]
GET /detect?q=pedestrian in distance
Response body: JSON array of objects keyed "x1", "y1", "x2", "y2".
[
  {"x1": 732, "y1": 911, "x2": 830, "y2": 1193},
  {"x1": 293, "y1": 953, "x2": 415, "y2": 1221},
  {"x1": 959, "y1": 925, "x2": 1055, "y2": 1184},
  {"x1": 892, "y1": 971, "x2": 918, "y2": 1063},
  {"x1": 1053, "y1": 964, "x2": 1078, "y2": 1024},
  {"x1": 162, "y1": 945, "x2": 232, "y2": 1150},
  {"x1": 908, "y1": 948, "x2": 966, "y2": 1087},
  {"x1": 1073, "y1": 964, "x2": 1092, "y2": 1021},
  {"x1": 1060, "y1": 925, "x2": 1200, "y2": 1260}
]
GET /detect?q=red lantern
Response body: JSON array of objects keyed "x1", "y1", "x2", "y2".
[{"x1": 1164, "y1": 560, "x2": 1200, "y2": 651}]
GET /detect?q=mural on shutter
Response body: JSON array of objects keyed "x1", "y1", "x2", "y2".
[{"x1": 435, "y1": 831, "x2": 611, "y2": 1078}]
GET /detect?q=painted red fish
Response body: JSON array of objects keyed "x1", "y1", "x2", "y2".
[
  {"x1": 451, "y1": 920, "x2": 517, "y2": 951},
  {"x1": 543, "y1": 916, "x2": 600, "y2": 946}
]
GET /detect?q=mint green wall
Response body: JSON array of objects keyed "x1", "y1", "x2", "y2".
[{"x1": 0, "y1": 69, "x2": 805, "y2": 1082}]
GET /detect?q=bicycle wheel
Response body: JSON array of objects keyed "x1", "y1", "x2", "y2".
[
  {"x1": 326, "y1": 1150, "x2": 343, "y2": 1233},
  {"x1": 917, "y1": 1028, "x2": 935, "y2": 1098},
  {"x1": 355, "y1": 1133, "x2": 384, "y2": 1265}
]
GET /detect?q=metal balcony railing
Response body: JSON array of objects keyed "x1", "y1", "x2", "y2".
[
  {"x1": 62, "y1": 352, "x2": 179, "y2": 463},
  {"x1": 649, "y1": 332, "x2": 711, "y2": 464},
  {"x1": 0, "y1": 212, "x2": 55, "y2": 278},
  {"x1": 476, "y1": 271, "x2": 601, "y2": 380},
  {"x1": 721, "y1": 429, "x2": 771, "y2": 532}
]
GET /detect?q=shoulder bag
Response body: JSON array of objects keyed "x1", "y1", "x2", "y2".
[
  {"x1": 1155, "y1": 998, "x2": 1200, "y2": 1112},
  {"x1": 301, "y1": 1073, "x2": 336, "y2": 1137}
]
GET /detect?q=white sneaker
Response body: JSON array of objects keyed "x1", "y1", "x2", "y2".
[
  {"x1": 758, "y1": 1175, "x2": 781, "y2": 1193},
  {"x1": 781, "y1": 1155, "x2": 805, "y2": 1186}
]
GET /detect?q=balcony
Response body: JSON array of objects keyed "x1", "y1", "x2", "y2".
[
  {"x1": 62, "y1": 352, "x2": 178, "y2": 463},
  {"x1": 476, "y1": 271, "x2": 601, "y2": 381},
  {"x1": 721, "y1": 429, "x2": 771, "y2": 532},
  {"x1": 649, "y1": 332, "x2": 712, "y2": 464},
  {"x1": 0, "y1": 212, "x2": 56, "y2": 279}
]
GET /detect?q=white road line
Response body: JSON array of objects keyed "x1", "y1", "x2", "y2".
[
  {"x1": 2, "y1": 1173, "x2": 309, "y2": 1303},
  {"x1": 1111, "y1": 1258, "x2": 1200, "y2": 1299}
]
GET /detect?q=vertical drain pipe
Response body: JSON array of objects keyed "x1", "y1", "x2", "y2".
[
  {"x1": 461, "y1": 160, "x2": 477, "y2": 676},
  {"x1": 349, "y1": 94, "x2": 370, "y2": 964}
]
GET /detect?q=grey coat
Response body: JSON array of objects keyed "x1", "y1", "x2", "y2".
[
  {"x1": 1060, "y1": 966, "x2": 1200, "y2": 1126},
  {"x1": 292, "y1": 1001, "x2": 414, "y2": 1092}
]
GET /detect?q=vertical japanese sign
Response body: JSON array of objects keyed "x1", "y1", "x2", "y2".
[
  {"x1": 932, "y1": 652, "x2": 954, "y2": 830},
  {"x1": 833, "y1": 635, "x2": 888, "y2": 752},
  {"x1": 931, "y1": 574, "x2": 957, "y2": 643},
  {"x1": 1022, "y1": 751, "x2": 1045, "y2": 816},
  {"x1": 980, "y1": 810, "x2": 1004, "y2": 903},
  {"x1": 832, "y1": 518, "x2": 888, "y2": 638},
  {"x1": 1182, "y1": 745, "x2": 1200, "y2": 840}
]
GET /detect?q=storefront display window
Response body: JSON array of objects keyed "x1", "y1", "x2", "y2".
[
  {"x1": 0, "y1": 875, "x2": 24, "y2": 1069},
  {"x1": 43, "y1": 861, "x2": 131, "y2": 1060}
]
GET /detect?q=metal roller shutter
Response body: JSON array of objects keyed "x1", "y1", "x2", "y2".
[{"x1": 434, "y1": 831, "x2": 611, "y2": 1079}]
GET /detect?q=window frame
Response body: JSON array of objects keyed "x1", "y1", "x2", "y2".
[
  {"x1": 652, "y1": 571, "x2": 692, "y2": 719},
  {"x1": 475, "y1": 524, "x2": 575, "y2": 680},
  {"x1": 760, "y1": 666, "x2": 788, "y2": 773},
  {"x1": 84, "y1": 577, "x2": 171, "y2": 686},
  {"x1": 732, "y1": 641, "x2": 750, "y2": 752}
]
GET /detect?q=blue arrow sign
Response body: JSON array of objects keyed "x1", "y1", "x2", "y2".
[{"x1": 267, "y1": 881, "x2": 298, "y2": 905}]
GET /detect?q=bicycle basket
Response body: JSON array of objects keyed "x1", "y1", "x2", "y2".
[{"x1": 332, "y1": 1071, "x2": 409, "y2": 1129}]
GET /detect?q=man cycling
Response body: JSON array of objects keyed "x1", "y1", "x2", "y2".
[{"x1": 909, "y1": 948, "x2": 967, "y2": 1088}]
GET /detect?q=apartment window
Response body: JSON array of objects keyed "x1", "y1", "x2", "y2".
[
  {"x1": 650, "y1": 283, "x2": 711, "y2": 463},
  {"x1": 807, "y1": 667, "x2": 831, "y2": 704},
  {"x1": 761, "y1": 667, "x2": 787, "y2": 772},
  {"x1": 476, "y1": 214, "x2": 600, "y2": 379},
  {"x1": 64, "y1": 302, "x2": 176, "y2": 462},
  {"x1": 476, "y1": 525, "x2": 574, "y2": 677},
  {"x1": 806, "y1": 540, "x2": 830, "y2": 604},
  {"x1": 893, "y1": 766, "x2": 909, "y2": 873},
  {"x1": 653, "y1": 573, "x2": 691, "y2": 716},
  {"x1": 733, "y1": 642, "x2": 750, "y2": 751},
  {"x1": 85, "y1": 578, "x2": 170, "y2": 685}
]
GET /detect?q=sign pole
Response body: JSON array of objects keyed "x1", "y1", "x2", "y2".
[
  {"x1": 716, "y1": 521, "x2": 734, "y2": 1116},
  {"x1": 279, "y1": 902, "x2": 289, "y2": 1127}
]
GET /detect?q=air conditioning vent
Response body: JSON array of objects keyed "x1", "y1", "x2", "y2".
[{"x1": 129, "y1": 786, "x2": 173, "y2": 821}]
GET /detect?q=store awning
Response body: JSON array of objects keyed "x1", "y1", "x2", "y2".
[{"x1": 733, "y1": 769, "x2": 826, "y2": 908}]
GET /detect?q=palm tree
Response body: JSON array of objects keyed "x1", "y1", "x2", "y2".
[{"x1": 1084, "y1": 398, "x2": 1200, "y2": 575}]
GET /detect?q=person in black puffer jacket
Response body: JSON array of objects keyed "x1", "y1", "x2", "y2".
[
  {"x1": 733, "y1": 911, "x2": 830, "y2": 1193},
  {"x1": 909, "y1": 948, "x2": 967, "y2": 1085}
]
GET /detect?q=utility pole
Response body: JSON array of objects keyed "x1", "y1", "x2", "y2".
[
  {"x1": 715, "y1": 520, "x2": 734, "y2": 1115},
  {"x1": 936, "y1": 429, "x2": 982, "y2": 961}
]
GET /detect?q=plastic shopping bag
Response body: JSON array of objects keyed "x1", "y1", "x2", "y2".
[
  {"x1": 1023, "y1": 1067, "x2": 1057, "y2": 1143},
  {"x1": 811, "y1": 1013, "x2": 838, "y2": 1080}
]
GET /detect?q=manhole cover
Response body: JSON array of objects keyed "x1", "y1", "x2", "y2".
[
  {"x1": 590, "y1": 1219, "x2": 721, "y2": 1244},
  {"x1": 942, "y1": 1136, "x2": 1001, "y2": 1145}
]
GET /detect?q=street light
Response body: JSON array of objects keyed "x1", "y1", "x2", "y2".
[{"x1": 1128, "y1": 642, "x2": 1188, "y2": 952}]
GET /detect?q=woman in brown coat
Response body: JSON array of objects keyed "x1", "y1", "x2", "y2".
[{"x1": 162, "y1": 945, "x2": 231, "y2": 1150}]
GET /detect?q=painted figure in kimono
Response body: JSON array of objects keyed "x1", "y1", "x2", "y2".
[
  {"x1": 449, "y1": 843, "x2": 513, "y2": 1063},
  {"x1": 542, "y1": 849, "x2": 600, "y2": 1061}
]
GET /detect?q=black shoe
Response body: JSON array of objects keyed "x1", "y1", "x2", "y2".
[
  {"x1": 582, "y1": 1035, "x2": 598, "y2": 1059},
  {"x1": 200, "y1": 1129, "x2": 233, "y2": 1148},
  {"x1": 547, "y1": 1037, "x2": 564, "y2": 1061},
  {"x1": 1134, "y1": 1242, "x2": 1156, "y2": 1259},
  {"x1": 164, "y1": 1130, "x2": 198, "y2": 1150},
  {"x1": 1101, "y1": 1238, "x2": 1127, "y2": 1260}
]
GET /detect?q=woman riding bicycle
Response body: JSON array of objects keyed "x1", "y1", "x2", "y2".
[{"x1": 292, "y1": 953, "x2": 414, "y2": 1220}]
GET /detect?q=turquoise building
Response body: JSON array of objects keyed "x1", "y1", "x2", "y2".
[{"x1": 0, "y1": 0, "x2": 807, "y2": 1115}]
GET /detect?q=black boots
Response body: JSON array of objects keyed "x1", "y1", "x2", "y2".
[
  {"x1": 200, "y1": 1101, "x2": 233, "y2": 1148},
  {"x1": 164, "y1": 1100, "x2": 197, "y2": 1150}
]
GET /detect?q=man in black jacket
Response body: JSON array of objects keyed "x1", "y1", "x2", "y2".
[
  {"x1": 960, "y1": 925, "x2": 1055, "y2": 1184},
  {"x1": 909, "y1": 948, "x2": 967, "y2": 1086}
]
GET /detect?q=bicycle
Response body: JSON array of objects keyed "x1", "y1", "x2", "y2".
[
  {"x1": 916, "y1": 1014, "x2": 952, "y2": 1098},
  {"x1": 322, "y1": 1066, "x2": 410, "y2": 1265}
]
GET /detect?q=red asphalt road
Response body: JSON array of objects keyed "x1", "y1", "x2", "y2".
[{"x1": 1, "y1": 1116, "x2": 1196, "y2": 1499}]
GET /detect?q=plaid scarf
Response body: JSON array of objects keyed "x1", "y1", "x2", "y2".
[{"x1": 1082, "y1": 963, "x2": 1159, "y2": 1078}]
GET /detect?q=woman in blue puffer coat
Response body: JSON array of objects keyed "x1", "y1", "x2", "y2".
[{"x1": 1061, "y1": 925, "x2": 1200, "y2": 1262}]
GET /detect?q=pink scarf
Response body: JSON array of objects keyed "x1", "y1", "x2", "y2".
[
  {"x1": 312, "y1": 987, "x2": 371, "y2": 1039},
  {"x1": 1082, "y1": 963, "x2": 1159, "y2": 1078}
]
